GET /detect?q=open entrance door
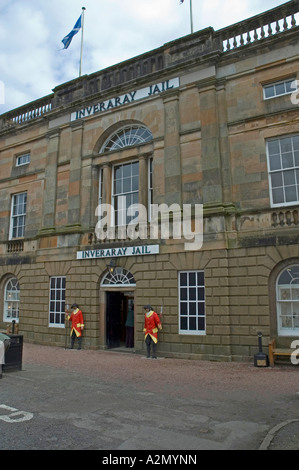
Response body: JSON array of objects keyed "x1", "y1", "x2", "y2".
[{"x1": 106, "y1": 291, "x2": 134, "y2": 348}]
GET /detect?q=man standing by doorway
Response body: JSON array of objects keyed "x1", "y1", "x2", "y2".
[
  {"x1": 143, "y1": 305, "x2": 162, "y2": 359},
  {"x1": 65, "y1": 304, "x2": 84, "y2": 350}
]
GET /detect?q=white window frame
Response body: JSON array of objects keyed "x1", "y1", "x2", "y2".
[
  {"x1": 3, "y1": 278, "x2": 20, "y2": 323},
  {"x1": 99, "y1": 167, "x2": 103, "y2": 207},
  {"x1": 276, "y1": 265, "x2": 299, "y2": 336},
  {"x1": 49, "y1": 276, "x2": 66, "y2": 328},
  {"x1": 16, "y1": 153, "x2": 30, "y2": 167},
  {"x1": 263, "y1": 78, "x2": 297, "y2": 100},
  {"x1": 266, "y1": 134, "x2": 299, "y2": 207},
  {"x1": 97, "y1": 167, "x2": 105, "y2": 230},
  {"x1": 179, "y1": 270, "x2": 206, "y2": 335},
  {"x1": 9, "y1": 192, "x2": 27, "y2": 239},
  {"x1": 148, "y1": 157, "x2": 153, "y2": 221},
  {"x1": 112, "y1": 160, "x2": 139, "y2": 226},
  {"x1": 100, "y1": 125, "x2": 153, "y2": 153},
  {"x1": 101, "y1": 268, "x2": 136, "y2": 287}
]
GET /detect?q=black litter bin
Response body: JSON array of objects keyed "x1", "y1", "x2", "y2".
[{"x1": 3, "y1": 334, "x2": 23, "y2": 371}]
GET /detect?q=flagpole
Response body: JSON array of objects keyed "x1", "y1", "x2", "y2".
[
  {"x1": 190, "y1": 0, "x2": 194, "y2": 34},
  {"x1": 79, "y1": 7, "x2": 86, "y2": 77}
]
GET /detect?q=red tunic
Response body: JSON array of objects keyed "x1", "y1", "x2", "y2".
[
  {"x1": 143, "y1": 310, "x2": 162, "y2": 344},
  {"x1": 67, "y1": 309, "x2": 84, "y2": 337}
]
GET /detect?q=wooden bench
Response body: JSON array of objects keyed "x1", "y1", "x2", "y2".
[{"x1": 268, "y1": 339, "x2": 293, "y2": 367}]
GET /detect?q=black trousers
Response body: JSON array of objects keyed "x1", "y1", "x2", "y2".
[
  {"x1": 145, "y1": 335, "x2": 157, "y2": 358},
  {"x1": 71, "y1": 331, "x2": 82, "y2": 349}
]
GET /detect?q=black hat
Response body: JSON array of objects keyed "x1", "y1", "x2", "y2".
[
  {"x1": 143, "y1": 304, "x2": 152, "y2": 310},
  {"x1": 71, "y1": 303, "x2": 79, "y2": 309}
]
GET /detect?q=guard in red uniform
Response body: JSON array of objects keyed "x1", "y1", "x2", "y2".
[
  {"x1": 66, "y1": 303, "x2": 84, "y2": 350},
  {"x1": 143, "y1": 304, "x2": 162, "y2": 359}
]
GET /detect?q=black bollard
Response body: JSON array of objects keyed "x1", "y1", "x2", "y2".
[{"x1": 254, "y1": 332, "x2": 269, "y2": 367}]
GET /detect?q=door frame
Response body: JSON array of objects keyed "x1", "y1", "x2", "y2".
[{"x1": 99, "y1": 286, "x2": 136, "y2": 349}]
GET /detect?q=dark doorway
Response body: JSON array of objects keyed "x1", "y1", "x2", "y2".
[{"x1": 106, "y1": 291, "x2": 134, "y2": 348}]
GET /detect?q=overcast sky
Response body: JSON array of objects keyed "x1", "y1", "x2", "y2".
[{"x1": 0, "y1": 0, "x2": 292, "y2": 114}]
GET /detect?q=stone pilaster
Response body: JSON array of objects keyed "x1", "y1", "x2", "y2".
[
  {"x1": 198, "y1": 79, "x2": 222, "y2": 206},
  {"x1": 67, "y1": 120, "x2": 84, "y2": 230},
  {"x1": 163, "y1": 92, "x2": 182, "y2": 206},
  {"x1": 102, "y1": 163, "x2": 112, "y2": 225},
  {"x1": 216, "y1": 79, "x2": 233, "y2": 205},
  {"x1": 40, "y1": 129, "x2": 60, "y2": 233}
]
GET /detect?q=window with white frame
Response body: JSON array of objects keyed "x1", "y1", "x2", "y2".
[
  {"x1": 10, "y1": 192, "x2": 27, "y2": 239},
  {"x1": 263, "y1": 78, "x2": 297, "y2": 99},
  {"x1": 112, "y1": 161, "x2": 139, "y2": 226},
  {"x1": 98, "y1": 167, "x2": 103, "y2": 206},
  {"x1": 100, "y1": 125, "x2": 153, "y2": 153},
  {"x1": 101, "y1": 268, "x2": 136, "y2": 287},
  {"x1": 179, "y1": 271, "x2": 205, "y2": 335},
  {"x1": 16, "y1": 153, "x2": 30, "y2": 166},
  {"x1": 267, "y1": 135, "x2": 299, "y2": 207},
  {"x1": 98, "y1": 125, "x2": 153, "y2": 229},
  {"x1": 3, "y1": 278, "x2": 20, "y2": 322},
  {"x1": 276, "y1": 265, "x2": 299, "y2": 336},
  {"x1": 98, "y1": 159, "x2": 154, "y2": 230},
  {"x1": 49, "y1": 276, "x2": 66, "y2": 327},
  {"x1": 148, "y1": 157, "x2": 153, "y2": 219}
]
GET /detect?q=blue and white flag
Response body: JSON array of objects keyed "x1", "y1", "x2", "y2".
[{"x1": 61, "y1": 14, "x2": 82, "y2": 49}]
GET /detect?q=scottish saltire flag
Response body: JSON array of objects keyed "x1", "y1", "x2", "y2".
[{"x1": 61, "y1": 14, "x2": 82, "y2": 49}]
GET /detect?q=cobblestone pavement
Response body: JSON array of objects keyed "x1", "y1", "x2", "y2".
[{"x1": 0, "y1": 343, "x2": 298, "y2": 452}]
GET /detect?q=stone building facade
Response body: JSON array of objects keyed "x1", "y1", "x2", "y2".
[{"x1": 0, "y1": 1, "x2": 299, "y2": 360}]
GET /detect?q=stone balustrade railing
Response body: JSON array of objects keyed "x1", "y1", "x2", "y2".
[
  {"x1": 7, "y1": 240, "x2": 24, "y2": 253},
  {"x1": 271, "y1": 209, "x2": 299, "y2": 227},
  {"x1": 0, "y1": 95, "x2": 53, "y2": 129},
  {"x1": 216, "y1": 0, "x2": 298, "y2": 51}
]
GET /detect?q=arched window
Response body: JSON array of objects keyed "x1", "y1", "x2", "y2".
[
  {"x1": 3, "y1": 278, "x2": 20, "y2": 322},
  {"x1": 98, "y1": 124, "x2": 153, "y2": 231},
  {"x1": 276, "y1": 265, "x2": 299, "y2": 335},
  {"x1": 101, "y1": 268, "x2": 136, "y2": 287},
  {"x1": 100, "y1": 125, "x2": 153, "y2": 153}
]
